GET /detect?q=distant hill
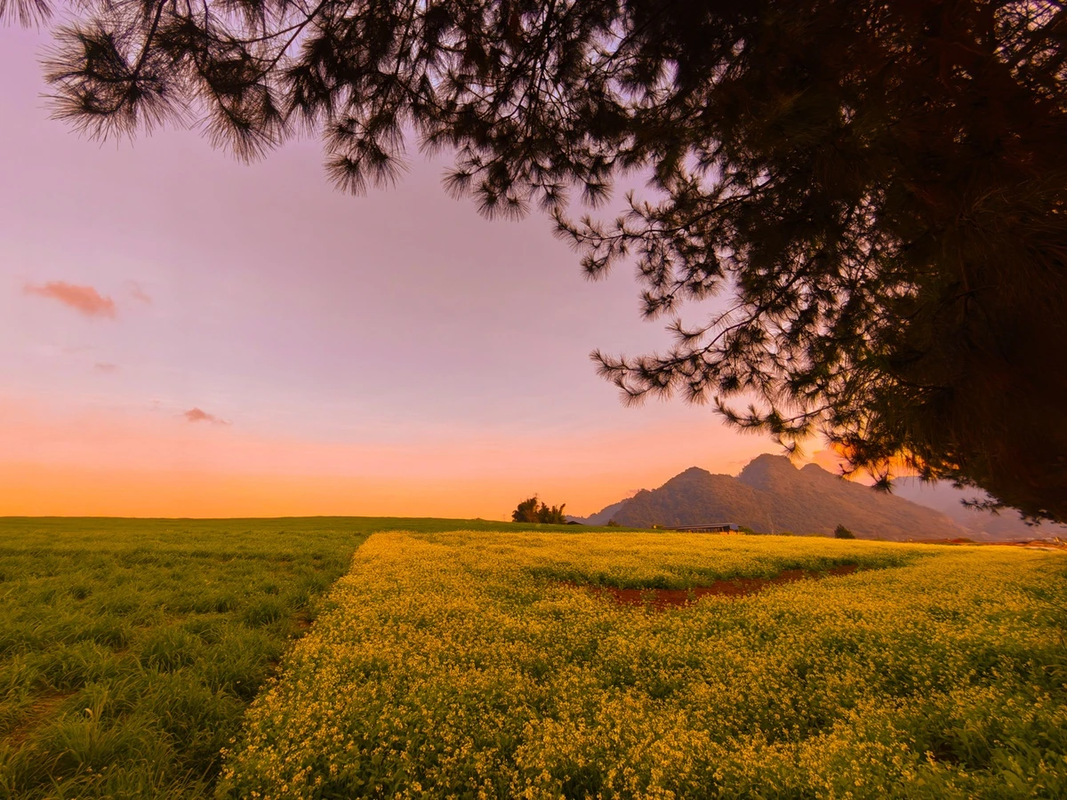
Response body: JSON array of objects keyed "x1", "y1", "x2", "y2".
[
  {"x1": 893, "y1": 478, "x2": 1067, "y2": 540},
  {"x1": 579, "y1": 498, "x2": 629, "y2": 526},
  {"x1": 572, "y1": 455, "x2": 967, "y2": 540}
]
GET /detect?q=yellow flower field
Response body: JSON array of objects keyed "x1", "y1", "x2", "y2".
[{"x1": 218, "y1": 532, "x2": 1067, "y2": 799}]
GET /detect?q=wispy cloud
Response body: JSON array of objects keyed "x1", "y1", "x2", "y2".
[
  {"x1": 94, "y1": 362, "x2": 118, "y2": 373},
  {"x1": 127, "y1": 281, "x2": 152, "y2": 304},
  {"x1": 24, "y1": 281, "x2": 116, "y2": 318},
  {"x1": 183, "y1": 407, "x2": 230, "y2": 425}
]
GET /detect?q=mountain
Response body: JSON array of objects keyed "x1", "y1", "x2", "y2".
[
  {"x1": 893, "y1": 478, "x2": 1067, "y2": 540},
  {"x1": 579, "y1": 499, "x2": 630, "y2": 527},
  {"x1": 574, "y1": 455, "x2": 967, "y2": 540}
]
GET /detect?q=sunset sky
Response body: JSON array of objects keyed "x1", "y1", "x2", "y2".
[{"x1": 0, "y1": 22, "x2": 805, "y2": 519}]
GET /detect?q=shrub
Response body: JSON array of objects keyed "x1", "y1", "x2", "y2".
[{"x1": 835, "y1": 524, "x2": 856, "y2": 539}]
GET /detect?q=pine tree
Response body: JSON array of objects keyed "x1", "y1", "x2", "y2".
[{"x1": 9, "y1": 0, "x2": 1066, "y2": 521}]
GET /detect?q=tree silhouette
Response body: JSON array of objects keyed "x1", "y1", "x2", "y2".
[
  {"x1": 9, "y1": 0, "x2": 1066, "y2": 521},
  {"x1": 834, "y1": 525, "x2": 856, "y2": 540},
  {"x1": 512, "y1": 496, "x2": 566, "y2": 524}
]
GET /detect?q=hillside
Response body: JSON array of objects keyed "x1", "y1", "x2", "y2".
[
  {"x1": 577, "y1": 455, "x2": 965, "y2": 540},
  {"x1": 893, "y1": 478, "x2": 1067, "y2": 540}
]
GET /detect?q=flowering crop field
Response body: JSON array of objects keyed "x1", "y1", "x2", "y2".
[{"x1": 220, "y1": 532, "x2": 1067, "y2": 799}]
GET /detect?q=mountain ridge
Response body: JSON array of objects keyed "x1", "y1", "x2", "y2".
[
  {"x1": 574, "y1": 455, "x2": 971, "y2": 541},
  {"x1": 892, "y1": 478, "x2": 1067, "y2": 539}
]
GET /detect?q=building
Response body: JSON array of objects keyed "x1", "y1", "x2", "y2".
[{"x1": 664, "y1": 523, "x2": 740, "y2": 533}]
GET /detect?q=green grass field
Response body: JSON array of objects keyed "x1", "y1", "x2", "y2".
[
  {"x1": 220, "y1": 531, "x2": 1067, "y2": 799},
  {"x1": 0, "y1": 517, "x2": 590, "y2": 798}
]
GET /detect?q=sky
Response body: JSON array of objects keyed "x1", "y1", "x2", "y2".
[{"x1": 0, "y1": 21, "x2": 804, "y2": 520}]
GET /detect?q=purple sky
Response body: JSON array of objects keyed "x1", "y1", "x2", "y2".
[{"x1": 1, "y1": 21, "x2": 786, "y2": 518}]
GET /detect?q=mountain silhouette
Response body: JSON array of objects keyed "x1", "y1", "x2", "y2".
[
  {"x1": 891, "y1": 478, "x2": 1067, "y2": 540},
  {"x1": 578, "y1": 454, "x2": 968, "y2": 540}
]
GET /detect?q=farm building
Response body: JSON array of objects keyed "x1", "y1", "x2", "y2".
[{"x1": 665, "y1": 523, "x2": 740, "y2": 533}]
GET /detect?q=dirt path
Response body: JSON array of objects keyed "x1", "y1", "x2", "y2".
[{"x1": 566, "y1": 564, "x2": 860, "y2": 610}]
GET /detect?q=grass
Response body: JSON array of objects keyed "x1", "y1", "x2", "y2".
[
  {"x1": 220, "y1": 531, "x2": 1067, "y2": 799},
  {"x1": 0, "y1": 516, "x2": 593, "y2": 798}
]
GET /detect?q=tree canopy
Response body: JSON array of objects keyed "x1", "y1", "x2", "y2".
[
  {"x1": 8, "y1": 0, "x2": 1066, "y2": 521},
  {"x1": 512, "y1": 496, "x2": 567, "y2": 524}
]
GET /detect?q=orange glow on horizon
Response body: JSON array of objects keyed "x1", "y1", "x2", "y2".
[
  {"x1": 0, "y1": 395, "x2": 770, "y2": 519},
  {"x1": 807, "y1": 441, "x2": 920, "y2": 483},
  {"x1": 0, "y1": 463, "x2": 525, "y2": 520}
]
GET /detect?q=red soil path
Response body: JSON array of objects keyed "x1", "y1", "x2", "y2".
[{"x1": 566, "y1": 564, "x2": 860, "y2": 610}]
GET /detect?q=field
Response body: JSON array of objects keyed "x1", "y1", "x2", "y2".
[
  {"x1": 2, "y1": 522, "x2": 1065, "y2": 799},
  {"x1": 0, "y1": 517, "x2": 584, "y2": 799},
  {"x1": 219, "y1": 531, "x2": 1067, "y2": 799}
]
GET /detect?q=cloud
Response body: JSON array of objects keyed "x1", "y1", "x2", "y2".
[
  {"x1": 127, "y1": 281, "x2": 152, "y2": 304},
  {"x1": 183, "y1": 407, "x2": 230, "y2": 425},
  {"x1": 94, "y1": 362, "x2": 118, "y2": 373},
  {"x1": 24, "y1": 281, "x2": 116, "y2": 318}
]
